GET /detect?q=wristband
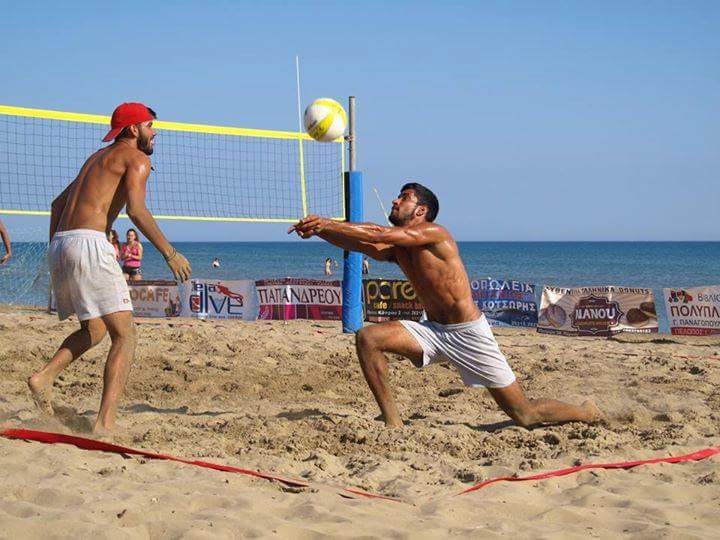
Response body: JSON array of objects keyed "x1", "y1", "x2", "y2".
[{"x1": 164, "y1": 248, "x2": 177, "y2": 262}]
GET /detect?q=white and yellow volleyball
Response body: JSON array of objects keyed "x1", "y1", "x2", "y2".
[{"x1": 303, "y1": 98, "x2": 347, "y2": 142}]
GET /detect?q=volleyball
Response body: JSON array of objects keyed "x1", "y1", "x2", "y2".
[{"x1": 303, "y1": 98, "x2": 347, "y2": 142}]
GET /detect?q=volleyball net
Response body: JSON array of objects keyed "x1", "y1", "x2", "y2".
[{"x1": 0, "y1": 105, "x2": 345, "y2": 223}]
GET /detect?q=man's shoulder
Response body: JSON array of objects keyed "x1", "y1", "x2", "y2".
[
  {"x1": 104, "y1": 145, "x2": 150, "y2": 170},
  {"x1": 125, "y1": 149, "x2": 151, "y2": 167},
  {"x1": 409, "y1": 221, "x2": 451, "y2": 238},
  {"x1": 120, "y1": 149, "x2": 151, "y2": 176}
]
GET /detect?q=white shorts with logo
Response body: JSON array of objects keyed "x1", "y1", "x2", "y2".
[
  {"x1": 49, "y1": 229, "x2": 132, "y2": 321},
  {"x1": 399, "y1": 315, "x2": 516, "y2": 388}
]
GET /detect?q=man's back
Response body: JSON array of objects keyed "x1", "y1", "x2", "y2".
[{"x1": 58, "y1": 143, "x2": 147, "y2": 234}]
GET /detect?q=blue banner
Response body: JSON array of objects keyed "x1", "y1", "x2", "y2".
[{"x1": 470, "y1": 278, "x2": 538, "y2": 327}]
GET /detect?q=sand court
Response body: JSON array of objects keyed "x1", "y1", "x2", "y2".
[{"x1": 1, "y1": 306, "x2": 719, "y2": 536}]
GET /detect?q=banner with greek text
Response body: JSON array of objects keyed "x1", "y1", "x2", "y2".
[
  {"x1": 256, "y1": 278, "x2": 342, "y2": 320},
  {"x1": 538, "y1": 285, "x2": 658, "y2": 336},
  {"x1": 470, "y1": 278, "x2": 538, "y2": 327},
  {"x1": 363, "y1": 279, "x2": 424, "y2": 322},
  {"x1": 128, "y1": 280, "x2": 181, "y2": 318},
  {"x1": 180, "y1": 279, "x2": 258, "y2": 320},
  {"x1": 664, "y1": 286, "x2": 720, "y2": 336}
]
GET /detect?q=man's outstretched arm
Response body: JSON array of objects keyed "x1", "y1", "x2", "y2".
[
  {"x1": 288, "y1": 217, "x2": 395, "y2": 261},
  {"x1": 124, "y1": 156, "x2": 192, "y2": 282},
  {"x1": 290, "y1": 215, "x2": 447, "y2": 248},
  {"x1": 317, "y1": 227, "x2": 395, "y2": 262}
]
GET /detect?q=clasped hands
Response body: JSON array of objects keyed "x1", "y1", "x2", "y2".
[{"x1": 288, "y1": 215, "x2": 329, "y2": 239}]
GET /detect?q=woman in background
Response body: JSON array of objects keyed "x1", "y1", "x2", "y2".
[{"x1": 121, "y1": 228, "x2": 143, "y2": 281}]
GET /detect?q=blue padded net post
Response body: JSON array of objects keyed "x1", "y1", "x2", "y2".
[{"x1": 342, "y1": 170, "x2": 364, "y2": 333}]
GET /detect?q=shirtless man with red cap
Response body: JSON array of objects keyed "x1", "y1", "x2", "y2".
[{"x1": 28, "y1": 102, "x2": 192, "y2": 433}]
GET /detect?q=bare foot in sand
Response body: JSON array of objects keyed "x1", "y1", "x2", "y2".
[
  {"x1": 582, "y1": 400, "x2": 605, "y2": 424},
  {"x1": 27, "y1": 374, "x2": 55, "y2": 417},
  {"x1": 92, "y1": 422, "x2": 128, "y2": 439}
]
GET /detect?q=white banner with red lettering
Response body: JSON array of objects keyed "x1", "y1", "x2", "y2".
[
  {"x1": 538, "y1": 285, "x2": 658, "y2": 336},
  {"x1": 664, "y1": 285, "x2": 720, "y2": 336},
  {"x1": 179, "y1": 279, "x2": 258, "y2": 320},
  {"x1": 256, "y1": 278, "x2": 342, "y2": 320},
  {"x1": 128, "y1": 281, "x2": 181, "y2": 318}
]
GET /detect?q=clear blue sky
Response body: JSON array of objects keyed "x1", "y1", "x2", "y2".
[{"x1": 2, "y1": 1, "x2": 718, "y2": 241}]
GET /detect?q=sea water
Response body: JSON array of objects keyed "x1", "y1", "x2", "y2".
[{"x1": 2, "y1": 241, "x2": 718, "y2": 332}]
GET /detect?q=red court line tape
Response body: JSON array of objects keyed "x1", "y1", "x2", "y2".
[
  {"x1": 6, "y1": 428, "x2": 714, "y2": 502},
  {"x1": 341, "y1": 488, "x2": 402, "y2": 502},
  {"x1": 457, "y1": 446, "x2": 720, "y2": 495},
  {"x1": 0, "y1": 428, "x2": 399, "y2": 500},
  {"x1": 1, "y1": 428, "x2": 308, "y2": 488}
]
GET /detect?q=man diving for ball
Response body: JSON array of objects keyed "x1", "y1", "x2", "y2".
[{"x1": 290, "y1": 182, "x2": 602, "y2": 429}]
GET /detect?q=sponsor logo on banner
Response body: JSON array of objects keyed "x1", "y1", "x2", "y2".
[
  {"x1": 664, "y1": 285, "x2": 720, "y2": 336},
  {"x1": 470, "y1": 278, "x2": 537, "y2": 327},
  {"x1": 127, "y1": 280, "x2": 181, "y2": 318},
  {"x1": 180, "y1": 279, "x2": 258, "y2": 320},
  {"x1": 538, "y1": 285, "x2": 658, "y2": 336},
  {"x1": 363, "y1": 279, "x2": 424, "y2": 322},
  {"x1": 256, "y1": 278, "x2": 342, "y2": 320},
  {"x1": 570, "y1": 296, "x2": 622, "y2": 335}
]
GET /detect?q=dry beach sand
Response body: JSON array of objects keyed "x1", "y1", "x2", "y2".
[{"x1": 0, "y1": 305, "x2": 718, "y2": 538}]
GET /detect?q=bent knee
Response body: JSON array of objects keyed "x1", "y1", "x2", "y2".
[
  {"x1": 82, "y1": 321, "x2": 107, "y2": 347},
  {"x1": 108, "y1": 322, "x2": 136, "y2": 343},
  {"x1": 89, "y1": 329, "x2": 107, "y2": 347},
  {"x1": 356, "y1": 327, "x2": 380, "y2": 352}
]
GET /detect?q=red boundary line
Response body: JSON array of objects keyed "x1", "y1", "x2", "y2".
[
  {"x1": 457, "y1": 446, "x2": 720, "y2": 495},
  {"x1": 1, "y1": 428, "x2": 307, "y2": 488},
  {"x1": 2, "y1": 429, "x2": 717, "y2": 502},
  {"x1": 340, "y1": 488, "x2": 402, "y2": 502},
  {"x1": 0, "y1": 428, "x2": 401, "y2": 501}
]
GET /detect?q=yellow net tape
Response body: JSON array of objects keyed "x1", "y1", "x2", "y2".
[{"x1": 0, "y1": 104, "x2": 345, "y2": 222}]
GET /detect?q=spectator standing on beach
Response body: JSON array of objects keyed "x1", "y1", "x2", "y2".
[
  {"x1": 362, "y1": 257, "x2": 370, "y2": 275},
  {"x1": 107, "y1": 229, "x2": 121, "y2": 261},
  {"x1": 121, "y1": 228, "x2": 143, "y2": 281},
  {"x1": 324, "y1": 257, "x2": 333, "y2": 276},
  {"x1": 0, "y1": 218, "x2": 11, "y2": 265},
  {"x1": 212, "y1": 257, "x2": 220, "y2": 268}
]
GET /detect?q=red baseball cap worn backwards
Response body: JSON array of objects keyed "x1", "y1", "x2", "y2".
[{"x1": 102, "y1": 102, "x2": 155, "y2": 142}]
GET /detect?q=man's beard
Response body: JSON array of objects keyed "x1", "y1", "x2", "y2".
[
  {"x1": 388, "y1": 204, "x2": 416, "y2": 226},
  {"x1": 139, "y1": 134, "x2": 154, "y2": 155}
]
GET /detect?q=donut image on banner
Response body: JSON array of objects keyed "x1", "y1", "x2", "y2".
[{"x1": 538, "y1": 285, "x2": 658, "y2": 336}]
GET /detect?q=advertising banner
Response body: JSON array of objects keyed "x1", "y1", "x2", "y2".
[
  {"x1": 180, "y1": 279, "x2": 258, "y2": 320},
  {"x1": 538, "y1": 285, "x2": 658, "y2": 336},
  {"x1": 363, "y1": 279, "x2": 424, "y2": 322},
  {"x1": 128, "y1": 280, "x2": 181, "y2": 318},
  {"x1": 664, "y1": 286, "x2": 720, "y2": 336},
  {"x1": 470, "y1": 278, "x2": 538, "y2": 327},
  {"x1": 256, "y1": 278, "x2": 342, "y2": 320}
]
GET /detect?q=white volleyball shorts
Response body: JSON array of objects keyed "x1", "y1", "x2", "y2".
[
  {"x1": 49, "y1": 229, "x2": 132, "y2": 321},
  {"x1": 399, "y1": 315, "x2": 516, "y2": 388}
]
